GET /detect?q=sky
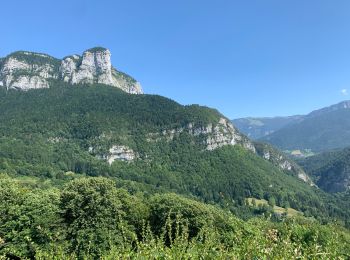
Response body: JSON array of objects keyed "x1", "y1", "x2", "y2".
[{"x1": 2, "y1": 0, "x2": 350, "y2": 118}]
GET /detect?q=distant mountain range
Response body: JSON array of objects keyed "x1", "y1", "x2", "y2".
[
  {"x1": 232, "y1": 116, "x2": 303, "y2": 139},
  {"x1": 233, "y1": 101, "x2": 350, "y2": 153}
]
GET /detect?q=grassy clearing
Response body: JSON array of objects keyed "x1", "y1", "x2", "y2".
[{"x1": 246, "y1": 198, "x2": 303, "y2": 217}]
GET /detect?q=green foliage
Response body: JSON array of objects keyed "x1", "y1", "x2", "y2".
[
  {"x1": 60, "y1": 177, "x2": 134, "y2": 258},
  {"x1": 0, "y1": 85, "x2": 348, "y2": 225},
  {"x1": 0, "y1": 176, "x2": 349, "y2": 259},
  {"x1": 6, "y1": 51, "x2": 60, "y2": 66},
  {"x1": 148, "y1": 193, "x2": 241, "y2": 239},
  {"x1": 112, "y1": 69, "x2": 137, "y2": 84},
  {"x1": 85, "y1": 47, "x2": 108, "y2": 53},
  {"x1": 268, "y1": 196, "x2": 276, "y2": 207},
  {"x1": 0, "y1": 177, "x2": 61, "y2": 258},
  {"x1": 254, "y1": 141, "x2": 308, "y2": 181}
]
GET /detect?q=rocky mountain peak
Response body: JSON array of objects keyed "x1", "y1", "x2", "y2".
[{"x1": 0, "y1": 47, "x2": 143, "y2": 94}]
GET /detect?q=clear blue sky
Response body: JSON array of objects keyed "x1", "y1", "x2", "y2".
[{"x1": 2, "y1": 0, "x2": 350, "y2": 118}]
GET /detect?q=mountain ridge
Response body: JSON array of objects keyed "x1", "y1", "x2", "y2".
[
  {"x1": 0, "y1": 47, "x2": 143, "y2": 94},
  {"x1": 232, "y1": 115, "x2": 303, "y2": 139},
  {"x1": 307, "y1": 100, "x2": 350, "y2": 117},
  {"x1": 234, "y1": 100, "x2": 350, "y2": 153},
  {"x1": 0, "y1": 84, "x2": 332, "y2": 221}
]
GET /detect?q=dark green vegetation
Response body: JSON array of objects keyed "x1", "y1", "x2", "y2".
[
  {"x1": 253, "y1": 141, "x2": 312, "y2": 184},
  {"x1": 233, "y1": 116, "x2": 303, "y2": 139},
  {"x1": 85, "y1": 46, "x2": 109, "y2": 52},
  {"x1": 5, "y1": 51, "x2": 61, "y2": 66},
  {"x1": 259, "y1": 101, "x2": 350, "y2": 153},
  {"x1": 298, "y1": 147, "x2": 350, "y2": 193},
  {"x1": 0, "y1": 84, "x2": 348, "y2": 223},
  {"x1": 0, "y1": 85, "x2": 349, "y2": 258},
  {"x1": 112, "y1": 69, "x2": 138, "y2": 84},
  {"x1": 0, "y1": 176, "x2": 349, "y2": 259}
]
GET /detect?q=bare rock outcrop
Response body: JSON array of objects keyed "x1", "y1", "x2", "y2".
[{"x1": 0, "y1": 48, "x2": 143, "y2": 94}]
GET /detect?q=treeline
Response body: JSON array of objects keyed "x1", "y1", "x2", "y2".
[{"x1": 0, "y1": 176, "x2": 349, "y2": 259}]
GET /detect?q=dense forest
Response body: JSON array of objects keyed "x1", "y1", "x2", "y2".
[{"x1": 0, "y1": 84, "x2": 349, "y2": 258}]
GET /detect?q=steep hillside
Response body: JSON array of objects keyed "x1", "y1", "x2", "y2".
[
  {"x1": 0, "y1": 85, "x2": 347, "y2": 223},
  {"x1": 260, "y1": 101, "x2": 350, "y2": 152},
  {"x1": 253, "y1": 142, "x2": 313, "y2": 185},
  {"x1": 298, "y1": 147, "x2": 350, "y2": 193},
  {"x1": 233, "y1": 116, "x2": 303, "y2": 139}
]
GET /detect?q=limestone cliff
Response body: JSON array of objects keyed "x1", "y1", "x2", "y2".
[
  {"x1": 0, "y1": 47, "x2": 143, "y2": 94},
  {"x1": 147, "y1": 118, "x2": 313, "y2": 184},
  {"x1": 254, "y1": 142, "x2": 314, "y2": 185},
  {"x1": 106, "y1": 145, "x2": 136, "y2": 164},
  {"x1": 147, "y1": 117, "x2": 256, "y2": 153}
]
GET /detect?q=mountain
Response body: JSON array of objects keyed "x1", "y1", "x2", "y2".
[
  {"x1": 308, "y1": 100, "x2": 350, "y2": 117},
  {"x1": 257, "y1": 101, "x2": 350, "y2": 153},
  {"x1": 232, "y1": 116, "x2": 303, "y2": 139},
  {"x1": 0, "y1": 49, "x2": 349, "y2": 258},
  {"x1": 0, "y1": 84, "x2": 312, "y2": 186},
  {"x1": 0, "y1": 83, "x2": 348, "y2": 227},
  {"x1": 235, "y1": 101, "x2": 350, "y2": 153},
  {"x1": 1, "y1": 83, "x2": 346, "y2": 219},
  {"x1": 298, "y1": 147, "x2": 350, "y2": 193},
  {"x1": 0, "y1": 47, "x2": 142, "y2": 94}
]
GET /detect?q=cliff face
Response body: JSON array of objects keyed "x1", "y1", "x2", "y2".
[
  {"x1": 254, "y1": 142, "x2": 314, "y2": 185},
  {"x1": 0, "y1": 52, "x2": 58, "y2": 90},
  {"x1": 145, "y1": 117, "x2": 313, "y2": 184},
  {"x1": 147, "y1": 117, "x2": 256, "y2": 153},
  {"x1": 0, "y1": 47, "x2": 143, "y2": 94}
]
